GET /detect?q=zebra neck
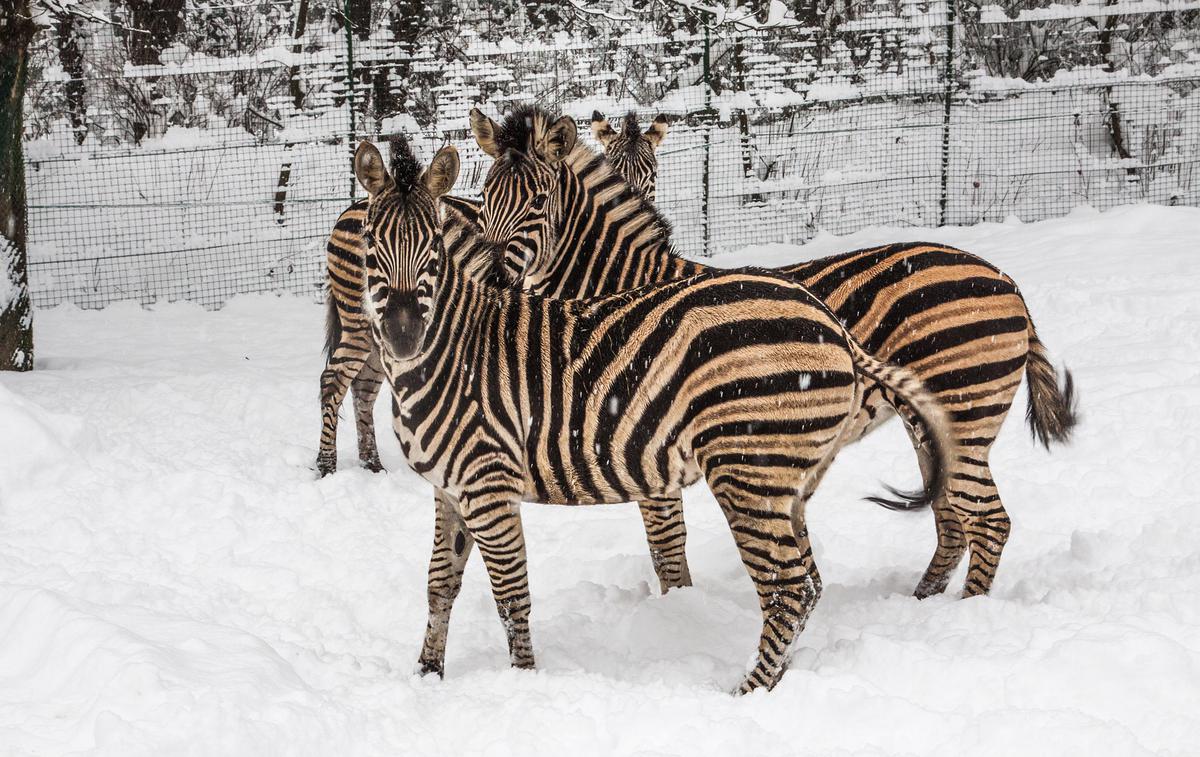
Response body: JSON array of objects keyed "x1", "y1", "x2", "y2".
[{"x1": 544, "y1": 152, "x2": 704, "y2": 299}]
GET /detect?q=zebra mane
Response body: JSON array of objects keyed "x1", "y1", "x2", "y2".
[
  {"x1": 621, "y1": 112, "x2": 641, "y2": 139},
  {"x1": 385, "y1": 134, "x2": 424, "y2": 193},
  {"x1": 493, "y1": 103, "x2": 553, "y2": 155},
  {"x1": 566, "y1": 145, "x2": 677, "y2": 257},
  {"x1": 495, "y1": 103, "x2": 678, "y2": 260}
]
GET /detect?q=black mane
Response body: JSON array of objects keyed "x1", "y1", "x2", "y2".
[
  {"x1": 621, "y1": 112, "x2": 640, "y2": 140},
  {"x1": 386, "y1": 134, "x2": 423, "y2": 193},
  {"x1": 494, "y1": 103, "x2": 554, "y2": 155},
  {"x1": 493, "y1": 103, "x2": 680, "y2": 260}
]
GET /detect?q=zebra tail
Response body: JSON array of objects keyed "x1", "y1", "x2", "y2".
[
  {"x1": 323, "y1": 290, "x2": 341, "y2": 363},
  {"x1": 1024, "y1": 317, "x2": 1079, "y2": 448},
  {"x1": 847, "y1": 341, "x2": 957, "y2": 512}
]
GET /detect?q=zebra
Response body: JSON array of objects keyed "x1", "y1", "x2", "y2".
[
  {"x1": 349, "y1": 135, "x2": 961, "y2": 693},
  {"x1": 318, "y1": 196, "x2": 385, "y2": 476},
  {"x1": 468, "y1": 104, "x2": 1079, "y2": 599},
  {"x1": 317, "y1": 148, "x2": 717, "y2": 593},
  {"x1": 590, "y1": 110, "x2": 668, "y2": 201}
]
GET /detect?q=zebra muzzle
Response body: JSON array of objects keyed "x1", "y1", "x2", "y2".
[{"x1": 381, "y1": 296, "x2": 425, "y2": 359}]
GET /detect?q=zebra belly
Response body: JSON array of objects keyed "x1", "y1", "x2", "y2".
[{"x1": 521, "y1": 439, "x2": 703, "y2": 506}]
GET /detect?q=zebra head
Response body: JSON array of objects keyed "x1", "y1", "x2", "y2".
[
  {"x1": 470, "y1": 105, "x2": 577, "y2": 286},
  {"x1": 590, "y1": 111, "x2": 668, "y2": 202},
  {"x1": 353, "y1": 137, "x2": 460, "y2": 361}
]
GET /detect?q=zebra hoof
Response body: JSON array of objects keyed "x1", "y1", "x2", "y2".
[
  {"x1": 361, "y1": 457, "x2": 385, "y2": 473},
  {"x1": 732, "y1": 677, "x2": 767, "y2": 696},
  {"x1": 913, "y1": 573, "x2": 952, "y2": 600},
  {"x1": 315, "y1": 453, "x2": 337, "y2": 477}
]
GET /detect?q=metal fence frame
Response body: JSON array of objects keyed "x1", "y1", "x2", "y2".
[{"x1": 22, "y1": 0, "x2": 1200, "y2": 308}]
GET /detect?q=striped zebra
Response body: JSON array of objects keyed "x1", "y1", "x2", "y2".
[
  {"x1": 590, "y1": 110, "x2": 668, "y2": 201},
  {"x1": 317, "y1": 149, "x2": 719, "y2": 593},
  {"x1": 317, "y1": 148, "x2": 487, "y2": 477},
  {"x1": 350, "y1": 135, "x2": 960, "y2": 692},
  {"x1": 318, "y1": 197, "x2": 385, "y2": 476},
  {"x1": 469, "y1": 104, "x2": 1079, "y2": 599}
]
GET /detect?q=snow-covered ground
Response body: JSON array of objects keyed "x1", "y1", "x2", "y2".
[{"x1": 2, "y1": 204, "x2": 1199, "y2": 755}]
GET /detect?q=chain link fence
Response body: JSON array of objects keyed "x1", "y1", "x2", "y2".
[{"x1": 22, "y1": 0, "x2": 1200, "y2": 309}]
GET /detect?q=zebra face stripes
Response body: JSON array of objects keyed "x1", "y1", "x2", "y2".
[
  {"x1": 590, "y1": 110, "x2": 668, "y2": 202},
  {"x1": 353, "y1": 135, "x2": 961, "y2": 693},
  {"x1": 472, "y1": 105, "x2": 688, "y2": 299},
  {"x1": 471, "y1": 108, "x2": 576, "y2": 287},
  {"x1": 353, "y1": 140, "x2": 458, "y2": 362}
]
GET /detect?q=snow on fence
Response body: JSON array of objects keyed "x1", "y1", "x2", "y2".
[{"x1": 21, "y1": 0, "x2": 1200, "y2": 309}]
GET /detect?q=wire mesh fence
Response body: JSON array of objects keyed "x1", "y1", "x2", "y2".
[{"x1": 21, "y1": 0, "x2": 1200, "y2": 309}]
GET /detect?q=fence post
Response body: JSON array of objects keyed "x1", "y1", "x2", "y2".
[
  {"x1": 344, "y1": 0, "x2": 357, "y2": 201},
  {"x1": 701, "y1": 22, "x2": 712, "y2": 257},
  {"x1": 939, "y1": 0, "x2": 956, "y2": 227}
]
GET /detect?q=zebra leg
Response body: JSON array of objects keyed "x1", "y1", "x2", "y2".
[
  {"x1": 884, "y1": 399, "x2": 969, "y2": 599},
  {"x1": 317, "y1": 341, "x2": 368, "y2": 477},
  {"x1": 944, "y1": 379, "x2": 1022, "y2": 597},
  {"x1": 709, "y1": 473, "x2": 820, "y2": 694},
  {"x1": 458, "y1": 483, "x2": 535, "y2": 670},
  {"x1": 417, "y1": 489, "x2": 475, "y2": 677},
  {"x1": 350, "y1": 349, "x2": 385, "y2": 472},
  {"x1": 952, "y1": 449, "x2": 1011, "y2": 598},
  {"x1": 636, "y1": 496, "x2": 692, "y2": 593},
  {"x1": 912, "y1": 444, "x2": 967, "y2": 599}
]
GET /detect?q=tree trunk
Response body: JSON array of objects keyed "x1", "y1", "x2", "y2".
[
  {"x1": 0, "y1": 0, "x2": 35, "y2": 371},
  {"x1": 276, "y1": 0, "x2": 311, "y2": 226},
  {"x1": 55, "y1": 11, "x2": 87, "y2": 145},
  {"x1": 1096, "y1": 3, "x2": 1137, "y2": 180},
  {"x1": 288, "y1": 0, "x2": 310, "y2": 109}
]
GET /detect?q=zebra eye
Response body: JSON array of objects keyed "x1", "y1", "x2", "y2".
[{"x1": 531, "y1": 194, "x2": 547, "y2": 211}]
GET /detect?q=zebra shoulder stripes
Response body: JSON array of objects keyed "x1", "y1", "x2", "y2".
[
  {"x1": 470, "y1": 104, "x2": 1079, "y2": 599},
  {"x1": 350, "y1": 135, "x2": 961, "y2": 693},
  {"x1": 590, "y1": 110, "x2": 668, "y2": 201}
]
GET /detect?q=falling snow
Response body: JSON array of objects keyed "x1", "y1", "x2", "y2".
[{"x1": 1, "y1": 206, "x2": 1199, "y2": 754}]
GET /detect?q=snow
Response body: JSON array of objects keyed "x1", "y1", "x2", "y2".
[
  {"x1": 979, "y1": 0, "x2": 1200, "y2": 24},
  {"x1": 3, "y1": 204, "x2": 1200, "y2": 754},
  {"x1": 0, "y1": 237, "x2": 18, "y2": 313}
]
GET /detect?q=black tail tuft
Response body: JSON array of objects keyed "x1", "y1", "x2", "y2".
[
  {"x1": 323, "y1": 292, "x2": 341, "y2": 363},
  {"x1": 865, "y1": 485, "x2": 934, "y2": 511},
  {"x1": 591, "y1": 109, "x2": 605, "y2": 123},
  {"x1": 846, "y1": 341, "x2": 952, "y2": 515},
  {"x1": 1025, "y1": 329, "x2": 1080, "y2": 448}
]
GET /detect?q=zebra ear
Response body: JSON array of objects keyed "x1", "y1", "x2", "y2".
[
  {"x1": 541, "y1": 115, "x2": 577, "y2": 165},
  {"x1": 470, "y1": 108, "x2": 502, "y2": 158},
  {"x1": 354, "y1": 141, "x2": 393, "y2": 197},
  {"x1": 591, "y1": 111, "x2": 616, "y2": 148},
  {"x1": 645, "y1": 115, "x2": 668, "y2": 148},
  {"x1": 424, "y1": 145, "x2": 460, "y2": 197}
]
